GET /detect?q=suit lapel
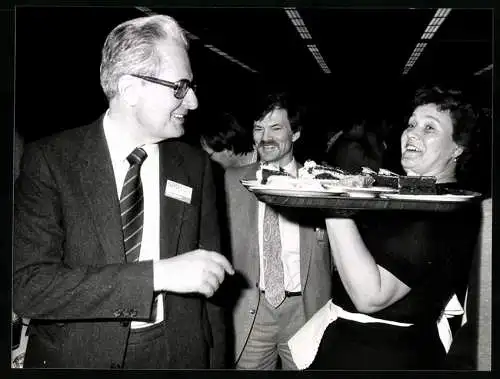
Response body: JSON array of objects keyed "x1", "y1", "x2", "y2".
[
  {"x1": 159, "y1": 141, "x2": 186, "y2": 259},
  {"x1": 235, "y1": 163, "x2": 260, "y2": 284},
  {"x1": 247, "y1": 165, "x2": 260, "y2": 283},
  {"x1": 77, "y1": 117, "x2": 125, "y2": 263}
]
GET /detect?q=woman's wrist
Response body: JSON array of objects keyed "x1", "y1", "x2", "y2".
[{"x1": 325, "y1": 217, "x2": 356, "y2": 228}]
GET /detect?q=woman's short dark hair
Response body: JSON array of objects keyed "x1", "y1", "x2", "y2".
[
  {"x1": 252, "y1": 91, "x2": 305, "y2": 133},
  {"x1": 413, "y1": 86, "x2": 478, "y2": 151},
  {"x1": 200, "y1": 112, "x2": 254, "y2": 155},
  {"x1": 412, "y1": 85, "x2": 479, "y2": 181}
]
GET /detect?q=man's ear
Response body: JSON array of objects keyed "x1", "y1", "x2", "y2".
[
  {"x1": 118, "y1": 75, "x2": 140, "y2": 106},
  {"x1": 292, "y1": 130, "x2": 301, "y2": 143}
]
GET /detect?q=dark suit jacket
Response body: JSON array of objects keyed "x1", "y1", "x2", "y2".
[
  {"x1": 13, "y1": 116, "x2": 226, "y2": 368},
  {"x1": 224, "y1": 162, "x2": 333, "y2": 363}
]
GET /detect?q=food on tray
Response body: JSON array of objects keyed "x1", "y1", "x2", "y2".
[
  {"x1": 362, "y1": 167, "x2": 437, "y2": 194},
  {"x1": 399, "y1": 176, "x2": 437, "y2": 195},
  {"x1": 299, "y1": 160, "x2": 375, "y2": 188},
  {"x1": 256, "y1": 165, "x2": 292, "y2": 184},
  {"x1": 298, "y1": 160, "x2": 348, "y2": 180},
  {"x1": 361, "y1": 167, "x2": 400, "y2": 189},
  {"x1": 255, "y1": 160, "x2": 375, "y2": 189},
  {"x1": 266, "y1": 176, "x2": 325, "y2": 191}
]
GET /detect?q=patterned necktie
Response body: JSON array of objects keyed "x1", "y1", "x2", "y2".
[
  {"x1": 120, "y1": 147, "x2": 148, "y2": 262},
  {"x1": 263, "y1": 204, "x2": 285, "y2": 307}
]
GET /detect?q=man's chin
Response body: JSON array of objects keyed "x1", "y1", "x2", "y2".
[
  {"x1": 161, "y1": 128, "x2": 185, "y2": 141},
  {"x1": 258, "y1": 149, "x2": 280, "y2": 160},
  {"x1": 401, "y1": 163, "x2": 424, "y2": 177}
]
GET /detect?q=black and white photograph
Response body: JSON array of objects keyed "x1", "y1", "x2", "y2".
[{"x1": 11, "y1": 5, "x2": 492, "y2": 371}]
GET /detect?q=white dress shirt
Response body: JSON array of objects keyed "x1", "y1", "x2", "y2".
[
  {"x1": 103, "y1": 111, "x2": 163, "y2": 328},
  {"x1": 258, "y1": 159, "x2": 301, "y2": 292}
]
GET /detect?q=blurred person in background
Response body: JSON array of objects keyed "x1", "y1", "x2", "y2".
[
  {"x1": 324, "y1": 116, "x2": 385, "y2": 172},
  {"x1": 200, "y1": 111, "x2": 257, "y2": 169},
  {"x1": 197, "y1": 110, "x2": 258, "y2": 365}
]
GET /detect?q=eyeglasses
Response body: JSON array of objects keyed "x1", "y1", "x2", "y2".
[{"x1": 130, "y1": 74, "x2": 196, "y2": 99}]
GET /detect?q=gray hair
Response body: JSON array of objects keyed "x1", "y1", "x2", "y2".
[{"x1": 100, "y1": 14, "x2": 188, "y2": 100}]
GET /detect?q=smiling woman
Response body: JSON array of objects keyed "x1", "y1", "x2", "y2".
[
  {"x1": 297, "y1": 84, "x2": 482, "y2": 370},
  {"x1": 401, "y1": 86, "x2": 478, "y2": 184}
]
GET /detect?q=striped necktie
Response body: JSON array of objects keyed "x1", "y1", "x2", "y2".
[{"x1": 120, "y1": 147, "x2": 147, "y2": 262}]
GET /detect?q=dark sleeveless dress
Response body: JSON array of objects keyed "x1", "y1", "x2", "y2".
[{"x1": 308, "y1": 184, "x2": 481, "y2": 370}]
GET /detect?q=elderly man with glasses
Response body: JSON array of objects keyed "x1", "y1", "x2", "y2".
[{"x1": 13, "y1": 14, "x2": 233, "y2": 369}]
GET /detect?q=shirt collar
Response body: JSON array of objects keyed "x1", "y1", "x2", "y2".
[
  {"x1": 103, "y1": 109, "x2": 157, "y2": 163},
  {"x1": 282, "y1": 158, "x2": 298, "y2": 177}
]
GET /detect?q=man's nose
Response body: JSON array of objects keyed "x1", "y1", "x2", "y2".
[
  {"x1": 183, "y1": 88, "x2": 198, "y2": 110},
  {"x1": 262, "y1": 128, "x2": 273, "y2": 141}
]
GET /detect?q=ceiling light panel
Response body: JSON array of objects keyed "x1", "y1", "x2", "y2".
[
  {"x1": 402, "y1": 9, "x2": 451, "y2": 75},
  {"x1": 474, "y1": 63, "x2": 493, "y2": 76},
  {"x1": 135, "y1": 6, "x2": 257, "y2": 74},
  {"x1": 284, "y1": 7, "x2": 331, "y2": 74}
]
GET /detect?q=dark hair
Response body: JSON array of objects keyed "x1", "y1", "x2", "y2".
[
  {"x1": 412, "y1": 85, "x2": 479, "y2": 181},
  {"x1": 200, "y1": 112, "x2": 254, "y2": 155},
  {"x1": 252, "y1": 91, "x2": 305, "y2": 133}
]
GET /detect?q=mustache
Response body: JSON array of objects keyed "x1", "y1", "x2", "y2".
[{"x1": 258, "y1": 141, "x2": 279, "y2": 148}]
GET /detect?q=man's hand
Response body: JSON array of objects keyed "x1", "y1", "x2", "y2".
[{"x1": 153, "y1": 250, "x2": 235, "y2": 297}]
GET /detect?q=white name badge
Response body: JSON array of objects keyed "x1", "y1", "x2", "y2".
[{"x1": 164, "y1": 180, "x2": 192, "y2": 204}]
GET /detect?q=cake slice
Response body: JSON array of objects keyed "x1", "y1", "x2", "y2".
[
  {"x1": 399, "y1": 176, "x2": 437, "y2": 195},
  {"x1": 299, "y1": 160, "x2": 348, "y2": 180},
  {"x1": 363, "y1": 167, "x2": 437, "y2": 194},
  {"x1": 299, "y1": 160, "x2": 374, "y2": 187},
  {"x1": 256, "y1": 164, "x2": 292, "y2": 184},
  {"x1": 375, "y1": 168, "x2": 400, "y2": 189}
]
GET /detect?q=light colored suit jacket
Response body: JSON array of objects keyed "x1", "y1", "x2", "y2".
[{"x1": 224, "y1": 162, "x2": 332, "y2": 363}]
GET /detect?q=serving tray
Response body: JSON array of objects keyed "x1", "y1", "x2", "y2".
[{"x1": 249, "y1": 187, "x2": 482, "y2": 212}]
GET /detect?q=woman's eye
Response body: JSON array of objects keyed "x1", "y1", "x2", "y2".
[
  {"x1": 407, "y1": 123, "x2": 415, "y2": 129},
  {"x1": 424, "y1": 123, "x2": 435, "y2": 131}
]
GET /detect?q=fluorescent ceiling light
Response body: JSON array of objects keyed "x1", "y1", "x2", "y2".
[
  {"x1": 204, "y1": 43, "x2": 258, "y2": 73},
  {"x1": 429, "y1": 17, "x2": 445, "y2": 26},
  {"x1": 286, "y1": 9, "x2": 313, "y2": 41},
  {"x1": 434, "y1": 9, "x2": 443, "y2": 17},
  {"x1": 284, "y1": 7, "x2": 330, "y2": 73},
  {"x1": 402, "y1": 9, "x2": 451, "y2": 75},
  {"x1": 473, "y1": 63, "x2": 493, "y2": 76},
  {"x1": 135, "y1": 6, "x2": 257, "y2": 73},
  {"x1": 306, "y1": 43, "x2": 331, "y2": 73},
  {"x1": 135, "y1": 6, "x2": 156, "y2": 16},
  {"x1": 435, "y1": 8, "x2": 451, "y2": 17}
]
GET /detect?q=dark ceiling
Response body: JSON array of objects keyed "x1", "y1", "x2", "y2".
[
  {"x1": 169, "y1": 7, "x2": 492, "y2": 81},
  {"x1": 15, "y1": 6, "x2": 493, "y2": 141},
  {"x1": 164, "y1": 7, "x2": 492, "y2": 99}
]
